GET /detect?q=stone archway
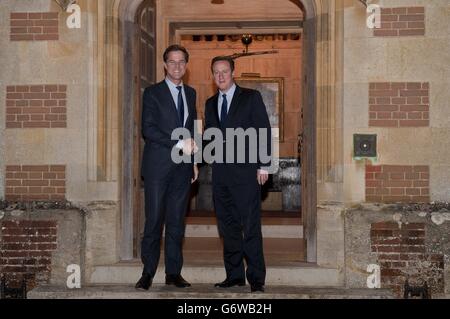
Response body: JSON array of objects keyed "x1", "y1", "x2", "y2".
[{"x1": 102, "y1": 0, "x2": 342, "y2": 264}]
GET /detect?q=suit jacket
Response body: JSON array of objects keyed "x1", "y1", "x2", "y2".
[
  {"x1": 204, "y1": 85, "x2": 271, "y2": 185},
  {"x1": 141, "y1": 80, "x2": 197, "y2": 181}
]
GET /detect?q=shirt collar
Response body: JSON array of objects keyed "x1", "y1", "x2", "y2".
[
  {"x1": 219, "y1": 83, "x2": 236, "y2": 98},
  {"x1": 165, "y1": 77, "x2": 183, "y2": 90}
]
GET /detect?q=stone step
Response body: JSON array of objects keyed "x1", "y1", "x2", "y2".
[
  {"x1": 181, "y1": 237, "x2": 305, "y2": 256},
  {"x1": 28, "y1": 284, "x2": 395, "y2": 299},
  {"x1": 89, "y1": 261, "x2": 341, "y2": 287},
  {"x1": 171, "y1": 216, "x2": 303, "y2": 238}
]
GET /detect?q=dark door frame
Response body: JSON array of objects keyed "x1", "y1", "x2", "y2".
[{"x1": 119, "y1": 0, "x2": 317, "y2": 263}]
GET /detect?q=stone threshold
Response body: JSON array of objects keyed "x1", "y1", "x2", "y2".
[{"x1": 28, "y1": 284, "x2": 395, "y2": 299}]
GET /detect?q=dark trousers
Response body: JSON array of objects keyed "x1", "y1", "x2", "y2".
[
  {"x1": 141, "y1": 168, "x2": 191, "y2": 278},
  {"x1": 213, "y1": 180, "x2": 266, "y2": 285}
]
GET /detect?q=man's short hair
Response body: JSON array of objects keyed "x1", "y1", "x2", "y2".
[
  {"x1": 163, "y1": 44, "x2": 189, "y2": 63},
  {"x1": 211, "y1": 56, "x2": 235, "y2": 73}
]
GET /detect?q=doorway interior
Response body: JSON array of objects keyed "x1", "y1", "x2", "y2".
[{"x1": 128, "y1": 1, "x2": 310, "y2": 264}]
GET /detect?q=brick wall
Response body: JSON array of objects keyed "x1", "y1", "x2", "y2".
[
  {"x1": 375, "y1": 7, "x2": 425, "y2": 37},
  {"x1": 10, "y1": 12, "x2": 59, "y2": 41},
  {"x1": 0, "y1": 220, "x2": 57, "y2": 289},
  {"x1": 369, "y1": 82, "x2": 429, "y2": 127},
  {"x1": 371, "y1": 222, "x2": 444, "y2": 297},
  {"x1": 6, "y1": 85, "x2": 67, "y2": 128},
  {"x1": 366, "y1": 165, "x2": 430, "y2": 203},
  {"x1": 5, "y1": 165, "x2": 66, "y2": 201}
]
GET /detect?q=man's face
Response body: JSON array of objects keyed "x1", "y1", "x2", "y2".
[
  {"x1": 164, "y1": 50, "x2": 187, "y2": 84},
  {"x1": 212, "y1": 60, "x2": 235, "y2": 92}
]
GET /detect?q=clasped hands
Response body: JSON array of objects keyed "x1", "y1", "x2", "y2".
[{"x1": 181, "y1": 138, "x2": 199, "y2": 156}]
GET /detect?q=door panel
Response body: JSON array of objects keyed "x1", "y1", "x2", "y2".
[{"x1": 134, "y1": 0, "x2": 156, "y2": 258}]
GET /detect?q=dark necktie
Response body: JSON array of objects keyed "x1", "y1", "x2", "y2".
[
  {"x1": 220, "y1": 94, "x2": 227, "y2": 126},
  {"x1": 176, "y1": 86, "x2": 184, "y2": 127}
]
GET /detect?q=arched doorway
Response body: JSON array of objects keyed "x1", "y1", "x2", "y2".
[{"x1": 118, "y1": 0, "x2": 317, "y2": 263}]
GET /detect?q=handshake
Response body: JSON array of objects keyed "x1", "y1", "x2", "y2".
[{"x1": 181, "y1": 138, "x2": 199, "y2": 156}]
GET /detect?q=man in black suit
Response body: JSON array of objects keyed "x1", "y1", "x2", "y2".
[
  {"x1": 204, "y1": 56, "x2": 272, "y2": 293},
  {"x1": 135, "y1": 45, "x2": 198, "y2": 290}
]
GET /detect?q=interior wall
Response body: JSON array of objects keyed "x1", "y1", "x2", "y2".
[{"x1": 181, "y1": 35, "x2": 303, "y2": 158}]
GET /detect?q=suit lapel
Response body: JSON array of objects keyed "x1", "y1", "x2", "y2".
[
  {"x1": 225, "y1": 85, "x2": 242, "y2": 126},
  {"x1": 211, "y1": 93, "x2": 220, "y2": 127}
]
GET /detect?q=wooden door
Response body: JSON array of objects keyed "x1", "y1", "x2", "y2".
[{"x1": 133, "y1": 0, "x2": 156, "y2": 258}]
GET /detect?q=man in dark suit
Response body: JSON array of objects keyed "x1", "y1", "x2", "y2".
[
  {"x1": 135, "y1": 45, "x2": 198, "y2": 290},
  {"x1": 204, "y1": 56, "x2": 272, "y2": 293}
]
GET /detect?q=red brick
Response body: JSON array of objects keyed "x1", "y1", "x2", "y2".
[
  {"x1": 29, "y1": 100, "x2": 43, "y2": 107},
  {"x1": 23, "y1": 122, "x2": 51, "y2": 128},
  {"x1": 50, "y1": 122, "x2": 67, "y2": 128},
  {"x1": 6, "y1": 122, "x2": 23, "y2": 128},
  {"x1": 30, "y1": 114, "x2": 44, "y2": 121},
  {"x1": 50, "y1": 180, "x2": 65, "y2": 187},
  {"x1": 374, "y1": 30, "x2": 398, "y2": 37},
  {"x1": 34, "y1": 34, "x2": 59, "y2": 41},
  {"x1": 23, "y1": 107, "x2": 50, "y2": 114},
  {"x1": 372, "y1": 222, "x2": 399, "y2": 230},
  {"x1": 22, "y1": 180, "x2": 49, "y2": 186},
  {"x1": 33, "y1": 20, "x2": 58, "y2": 27},
  {"x1": 29, "y1": 85, "x2": 44, "y2": 92},
  {"x1": 379, "y1": 254, "x2": 400, "y2": 261},
  {"x1": 413, "y1": 166, "x2": 429, "y2": 173},
  {"x1": 390, "y1": 188, "x2": 405, "y2": 196},
  {"x1": 10, "y1": 20, "x2": 34, "y2": 27},
  {"x1": 383, "y1": 165, "x2": 413, "y2": 173},
  {"x1": 23, "y1": 92, "x2": 50, "y2": 99},
  {"x1": 399, "y1": 14, "x2": 425, "y2": 22},
  {"x1": 400, "y1": 105, "x2": 428, "y2": 112},
  {"x1": 28, "y1": 13, "x2": 43, "y2": 19},
  {"x1": 6, "y1": 108, "x2": 23, "y2": 114},
  {"x1": 400, "y1": 90, "x2": 428, "y2": 97},
  {"x1": 420, "y1": 173, "x2": 429, "y2": 180},
  {"x1": 399, "y1": 29, "x2": 425, "y2": 36},
  {"x1": 370, "y1": 229, "x2": 393, "y2": 237},
  {"x1": 411, "y1": 196, "x2": 430, "y2": 203},
  {"x1": 22, "y1": 165, "x2": 49, "y2": 171},
  {"x1": 390, "y1": 173, "x2": 405, "y2": 180},
  {"x1": 369, "y1": 120, "x2": 398, "y2": 127},
  {"x1": 6, "y1": 166, "x2": 21, "y2": 171},
  {"x1": 7, "y1": 93, "x2": 23, "y2": 99},
  {"x1": 50, "y1": 194, "x2": 65, "y2": 201},
  {"x1": 407, "y1": 7, "x2": 424, "y2": 14},
  {"x1": 408, "y1": 22, "x2": 425, "y2": 29},
  {"x1": 42, "y1": 12, "x2": 59, "y2": 19},
  {"x1": 43, "y1": 27, "x2": 58, "y2": 34},
  {"x1": 11, "y1": 27, "x2": 28, "y2": 34},
  {"x1": 406, "y1": 97, "x2": 421, "y2": 104},
  {"x1": 370, "y1": 105, "x2": 399, "y2": 112},
  {"x1": 366, "y1": 196, "x2": 383, "y2": 202},
  {"x1": 399, "y1": 120, "x2": 429, "y2": 127},
  {"x1": 44, "y1": 85, "x2": 58, "y2": 92},
  {"x1": 11, "y1": 13, "x2": 28, "y2": 19},
  {"x1": 50, "y1": 165, "x2": 65, "y2": 172},
  {"x1": 51, "y1": 107, "x2": 66, "y2": 113},
  {"x1": 10, "y1": 34, "x2": 35, "y2": 41}
]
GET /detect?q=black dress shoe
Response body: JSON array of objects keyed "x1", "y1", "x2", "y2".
[
  {"x1": 135, "y1": 273, "x2": 152, "y2": 290},
  {"x1": 165, "y1": 274, "x2": 191, "y2": 288},
  {"x1": 250, "y1": 284, "x2": 264, "y2": 293},
  {"x1": 214, "y1": 278, "x2": 246, "y2": 288}
]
